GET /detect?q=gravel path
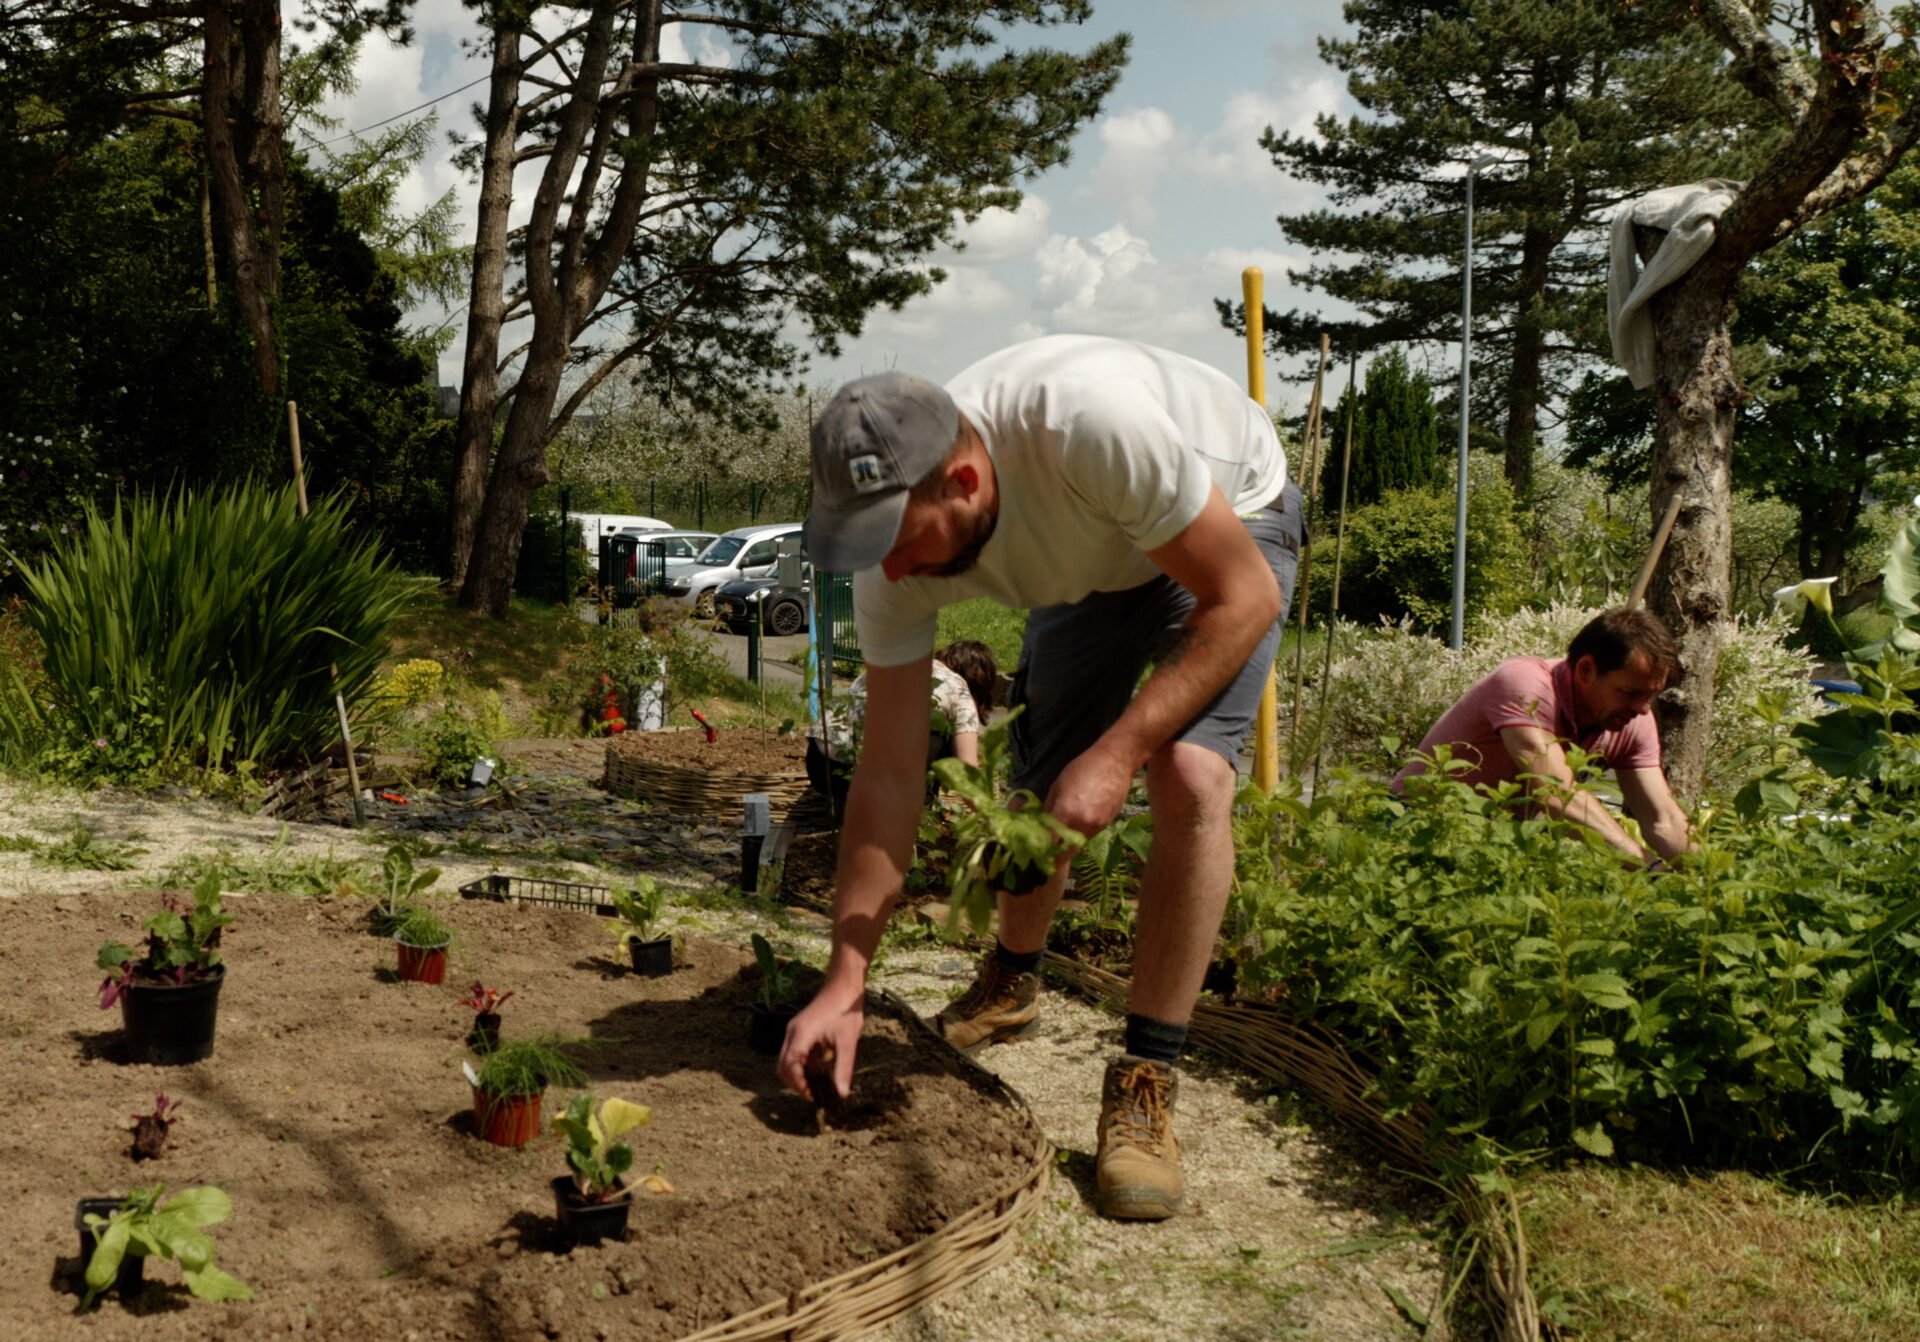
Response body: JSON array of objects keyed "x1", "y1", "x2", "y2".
[{"x1": 0, "y1": 770, "x2": 1446, "y2": 1341}]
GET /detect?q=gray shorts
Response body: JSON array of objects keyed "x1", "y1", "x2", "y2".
[{"x1": 1006, "y1": 482, "x2": 1305, "y2": 796}]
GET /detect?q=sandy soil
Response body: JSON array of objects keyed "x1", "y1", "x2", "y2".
[{"x1": 0, "y1": 768, "x2": 1446, "y2": 1341}]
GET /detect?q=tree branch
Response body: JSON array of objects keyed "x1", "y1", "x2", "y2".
[{"x1": 1695, "y1": 0, "x2": 1817, "y2": 122}]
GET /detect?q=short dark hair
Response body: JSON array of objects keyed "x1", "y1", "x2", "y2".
[
  {"x1": 1567, "y1": 608, "x2": 1679, "y2": 679},
  {"x1": 935, "y1": 639, "x2": 998, "y2": 722}
]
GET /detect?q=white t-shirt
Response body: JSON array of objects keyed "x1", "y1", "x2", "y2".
[
  {"x1": 808, "y1": 660, "x2": 983, "y2": 763},
  {"x1": 853, "y1": 335, "x2": 1288, "y2": 667}
]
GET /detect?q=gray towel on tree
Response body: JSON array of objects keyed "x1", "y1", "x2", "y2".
[{"x1": 1607, "y1": 179, "x2": 1744, "y2": 389}]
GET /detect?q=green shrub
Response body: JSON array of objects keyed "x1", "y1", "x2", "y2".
[
  {"x1": 1, "y1": 483, "x2": 419, "y2": 783},
  {"x1": 416, "y1": 700, "x2": 500, "y2": 787},
  {"x1": 1231, "y1": 767, "x2": 1920, "y2": 1181},
  {"x1": 572, "y1": 598, "x2": 737, "y2": 725},
  {"x1": 1313, "y1": 469, "x2": 1530, "y2": 631}
]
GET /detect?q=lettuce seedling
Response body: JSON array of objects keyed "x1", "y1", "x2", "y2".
[
  {"x1": 750, "y1": 933, "x2": 803, "y2": 1010},
  {"x1": 606, "y1": 877, "x2": 666, "y2": 949},
  {"x1": 552, "y1": 1094, "x2": 655, "y2": 1203},
  {"x1": 81, "y1": 1183, "x2": 252, "y2": 1310}
]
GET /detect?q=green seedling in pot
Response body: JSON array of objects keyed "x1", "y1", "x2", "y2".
[
  {"x1": 471, "y1": 1036, "x2": 589, "y2": 1099},
  {"x1": 80, "y1": 1183, "x2": 252, "y2": 1310},
  {"x1": 553, "y1": 1094, "x2": 657, "y2": 1203},
  {"x1": 98, "y1": 872, "x2": 231, "y2": 1008},
  {"x1": 371, "y1": 843, "x2": 441, "y2": 937},
  {"x1": 750, "y1": 933, "x2": 804, "y2": 1010},
  {"x1": 929, "y1": 710, "x2": 1083, "y2": 937},
  {"x1": 606, "y1": 876, "x2": 666, "y2": 949},
  {"x1": 391, "y1": 904, "x2": 453, "y2": 949}
]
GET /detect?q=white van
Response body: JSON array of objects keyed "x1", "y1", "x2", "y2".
[{"x1": 570, "y1": 513, "x2": 672, "y2": 551}]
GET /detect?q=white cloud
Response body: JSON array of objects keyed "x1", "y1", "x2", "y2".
[
  {"x1": 1083, "y1": 108, "x2": 1177, "y2": 229},
  {"x1": 953, "y1": 196, "x2": 1053, "y2": 262}
]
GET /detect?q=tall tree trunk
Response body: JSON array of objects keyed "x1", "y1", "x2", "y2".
[
  {"x1": 1502, "y1": 227, "x2": 1552, "y2": 503},
  {"x1": 201, "y1": 0, "x2": 283, "y2": 399},
  {"x1": 447, "y1": 21, "x2": 525, "y2": 586},
  {"x1": 460, "y1": 0, "x2": 663, "y2": 616},
  {"x1": 1638, "y1": 225, "x2": 1736, "y2": 800}
]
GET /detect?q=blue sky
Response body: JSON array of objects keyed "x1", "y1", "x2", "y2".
[{"x1": 311, "y1": 0, "x2": 1357, "y2": 417}]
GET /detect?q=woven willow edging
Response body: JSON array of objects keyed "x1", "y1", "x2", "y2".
[
  {"x1": 672, "y1": 990, "x2": 1052, "y2": 1342},
  {"x1": 1043, "y1": 952, "x2": 1541, "y2": 1342},
  {"x1": 604, "y1": 738, "x2": 820, "y2": 820}
]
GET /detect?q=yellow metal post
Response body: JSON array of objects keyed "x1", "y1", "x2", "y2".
[{"x1": 1244, "y1": 268, "x2": 1280, "y2": 792}]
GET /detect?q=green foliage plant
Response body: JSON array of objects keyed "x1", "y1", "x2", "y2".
[
  {"x1": 80, "y1": 1183, "x2": 252, "y2": 1310},
  {"x1": 473, "y1": 1036, "x2": 589, "y2": 1099},
  {"x1": 97, "y1": 872, "x2": 231, "y2": 1007},
  {"x1": 1231, "y1": 763, "x2": 1920, "y2": 1182},
  {"x1": 607, "y1": 877, "x2": 666, "y2": 949},
  {"x1": 929, "y1": 711, "x2": 1084, "y2": 938},
  {"x1": 36, "y1": 821, "x2": 143, "y2": 871},
  {"x1": 391, "y1": 904, "x2": 453, "y2": 951},
  {"x1": 553, "y1": 1094, "x2": 653, "y2": 1203},
  {"x1": 573, "y1": 598, "x2": 737, "y2": 730},
  {"x1": 1, "y1": 483, "x2": 419, "y2": 784},
  {"x1": 415, "y1": 699, "x2": 500, "y2": 788},
  {"x1": 373, "y1": 843, "x2": 441, "y2": 937},
  {"x1": 1317, "y1": 348, "x2": 1440, "y2": 509},
  {"x1": 750, "y1": 933, "x2": 804, "y2": 1010}
]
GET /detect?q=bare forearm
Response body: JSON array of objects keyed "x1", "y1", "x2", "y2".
[
  {"x1": 820, "y1": 766, "x2": 920, "y2": 1005},
  {"x1": 1534, "y1": 784, "x2": 1652, "y2": 862}
]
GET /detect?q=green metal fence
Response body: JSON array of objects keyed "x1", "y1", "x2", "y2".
[{"x1": 820, "y1": 571, "x2": 861, "y2": 674}]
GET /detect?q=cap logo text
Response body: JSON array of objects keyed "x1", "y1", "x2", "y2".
[{"x1": 848, "y1": 454, "x2": 887, "y2": 493}]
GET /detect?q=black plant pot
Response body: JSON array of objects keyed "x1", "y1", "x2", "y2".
[
  {"x1": 119, "y1": 965, "x2": 224, "y2": 1066},
  {"x1": 747, "y1": 1002, "x2": 797, "y2": 1055},
  {"x1": 627, "y1": 937, "x2": 674, "y2": 978},
  {"x1": 74, "y1": 1198, "x2": 145, "y2": 1300},
  {"x1": 551, "y1": 1176, "x2": 631, "y2": 1248},
  {"x1": 467, "y1": 1012, "x2": 502, "y2": 1053}
]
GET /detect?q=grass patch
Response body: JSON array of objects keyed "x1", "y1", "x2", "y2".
[
  {"x1": 936, "y1": 598, "x2": 1027, "y2": 668},
  {"x1": 384, "y1": 587, "x2": 585, "y2": 697},
  {"x1": 36, "y1": 822, "x2": 144, "y2": 870},
  {"x1": 1525, "y1": 1166, "x2": 1920, "y2": 1341},
  {"x1": 160, "y1": 837, "x2": 378, "y2": 897}
]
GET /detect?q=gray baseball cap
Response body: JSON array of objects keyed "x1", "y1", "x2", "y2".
[{"x1": 805, "y1": 371, "x2": 959, "y2": 573}]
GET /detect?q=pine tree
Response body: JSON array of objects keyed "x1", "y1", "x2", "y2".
[
  {"x1": 1228, "y1": 0, "x2": 1760, "y2": 500},
  {"x1": 1321, "y1": 348, "x2": 1441, "y2": 509}
]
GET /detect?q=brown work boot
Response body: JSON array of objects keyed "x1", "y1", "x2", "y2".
[
  {"x1": 934, "y1": 955, "x2": 1040, "y2": 1055},
  {"x1": 1095, "y1": 1054, "x2": 1185, "y2": 1220}
]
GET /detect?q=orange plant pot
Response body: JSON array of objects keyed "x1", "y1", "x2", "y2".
[
  {"x1": 472, "y1": 1087, "x2": 541, "y2": 1148},
  {"x1": 394, "y1": 940, "x2": 450, "y2": 985}
]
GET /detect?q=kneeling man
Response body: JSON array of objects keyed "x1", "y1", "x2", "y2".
[{"x1": 1396, "y1": 608, "x2": 1693, "y2": 867}]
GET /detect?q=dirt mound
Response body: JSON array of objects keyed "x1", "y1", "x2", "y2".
[{"x1": 0, "y1": 891, "x2": 1041, "y2": 1341}]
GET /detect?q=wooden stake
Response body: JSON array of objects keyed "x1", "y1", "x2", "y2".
[
  {"x1": 1628, "y1": 493, "x2": 1686, "y2": 610},
  {"x1": 288, "y1": 401, "x2": 365, "y2": 826}
]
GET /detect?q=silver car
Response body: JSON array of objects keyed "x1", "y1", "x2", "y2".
[{"x1": 660, "y1": 523, "x2": 805, "y2": 615}]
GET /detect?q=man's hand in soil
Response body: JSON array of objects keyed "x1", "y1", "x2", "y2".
[{"x1": 778, "y1": 995, "x2": 862, "y2": 1102}]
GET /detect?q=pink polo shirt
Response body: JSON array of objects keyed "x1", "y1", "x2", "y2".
[{"x1": 1396, "y1": 657, "x2": 1661, "y2": 791}]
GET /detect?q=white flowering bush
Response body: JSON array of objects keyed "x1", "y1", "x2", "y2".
[{"x1": 1290, "y1": 601, "x2": 1818, "y2": 795}]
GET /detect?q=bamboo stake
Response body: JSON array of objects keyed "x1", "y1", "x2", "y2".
[
  {"x1": 288, "y1": 401, "x2": 366, "y2": 827},
  {"x1": 1311, "y1": 349, "x2": 1360, "y2": 789},
  {"x1": 1627, "y1": 492, "x2": 1686, "y2": 610},
  {"x1": 1244, "y1": 268, "x2": 1281, "y2": 791},
  {"x1": 1286, "y1": 334, "x2": 1332, "y2": 764}
]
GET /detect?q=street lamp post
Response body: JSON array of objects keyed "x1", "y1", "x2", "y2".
[{"x1": 1452, "y1": 152, "x2": 1498, "y2": 651}]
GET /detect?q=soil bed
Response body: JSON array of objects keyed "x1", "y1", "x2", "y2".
[{"x1": 0, "y1": 892, "x2": 1039, "y2": 1341}]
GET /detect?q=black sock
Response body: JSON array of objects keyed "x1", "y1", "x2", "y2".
[
  {"x1": 1124, "y1": 1014, "x2": 1187, "y2": 1064},
  {"x1": 993, "y1": 941, "x2": 1043, "y2": 976}
]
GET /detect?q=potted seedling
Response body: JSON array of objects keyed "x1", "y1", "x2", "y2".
[
  {"x1": 607, "y1": 877, "x2": 673, "y2": 977},
  {"x1": 128, "y1": 1093, "x2": 182, "y2": 1161},
  {"x1": 391, "y1": 904, "x2": 454, "y2": 984},
  {"x1": 370, "y1": 843, "x2": 441, "y2": 938},
  {"x1": 463, "y1": 1036, "x2": 587, "y2": 1148},
  {"x1": 549, "y1": 1093, "x2": 663, "y2": 1247},
  {"x1": 747, "y1": 933, "x2": 804, "y2": 1054},
  {"x1": 456, "y1": 981, "x2": 515, "y2": 1053},
  {"x1": 97, "y1": 872, "x2": 233, "y2": 1065},
  {"x1": 930, "y1": 712, "x2": 1083, "y2": 936},
  {"x1": 76, "y1": 1182, "x2": 252, "y2": 1310}
]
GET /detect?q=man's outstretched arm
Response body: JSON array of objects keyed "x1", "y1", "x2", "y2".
[
  {"x1": 776, "y1": 657, "x2": 932, "y2": 1100},
  {"x1": 1497, "y1": 723, "x2": 1656, "y2": 864},
  {"x1": 1617, "y1": 766, "x2": 1694, "y2": 863}
]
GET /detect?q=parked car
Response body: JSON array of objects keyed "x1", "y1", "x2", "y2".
[
  {"x1": 571, "y1": 513, "x2": 672, "y2": 551},
  {"x1": 714, "y1": 568, "x2": 811, "y2": 636},
  {"x1": 619, "y1": 529, "x2": 716, "y2": 564},
  {"x1": 661, "y1": 523, "x2": 804, "y2": 615}
]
